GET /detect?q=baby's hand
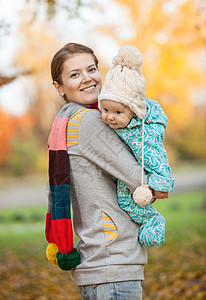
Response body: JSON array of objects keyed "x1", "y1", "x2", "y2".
[{"x1": 153, "y1": 190, "x2": 169, "y2": 199}]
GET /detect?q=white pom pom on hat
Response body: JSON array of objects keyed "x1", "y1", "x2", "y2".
[
  {"x1": 112, "y1": 45, "x2": 144, "y2": 71},
  {"x1": 133, "y1": 186, "x2": 153, "y2": 206},
  {"x1": 98, "y1": 45, "x2": 146, "y2": 119}
]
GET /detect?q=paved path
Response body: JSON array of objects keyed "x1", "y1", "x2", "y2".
[
  {"x1": 0, "y1": 169, "x2": 206, "y2": 208},
  {"x1": 172, "y1": 169, "x2": 206, "y2": 193},
  {"x1": 0, "y1": 183, "x2": 49, "y2": 208}
]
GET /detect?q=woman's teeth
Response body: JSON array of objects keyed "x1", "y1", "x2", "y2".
[{"x1": 83, "y1": 86, "x2": 95, "y2": 91}]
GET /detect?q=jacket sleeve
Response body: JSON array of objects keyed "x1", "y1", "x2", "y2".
[
  {"x1": 77, "y1": 110, "x2": 147, "y2": 193},
  {"x1": 144, "y1": 102, "x2": 174, "y2": 191},
  {"x1": 114, "y1": 100, "x2": 174, "y2": 192},
  {"x1": 128, "y1": 120, "x2": 174, "y2": 192}
]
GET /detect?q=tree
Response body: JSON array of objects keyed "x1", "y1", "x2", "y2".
[
  {"x1": 115, "y1": 0, "x2": 206, "y2": 161},
  {"x1": 26, "y1": 0, "x2": 95, "y2": 19},
  {"x1": 13, "y1": 1, "x2": 124, "y2": 141},
  {"x1": 14, "y1": 8, "x2": 62, "y2": 141}
]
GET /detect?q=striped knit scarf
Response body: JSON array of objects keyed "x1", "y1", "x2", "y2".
[{"x1": 45, "y1": 101, "x2": 98, "y2": 271}]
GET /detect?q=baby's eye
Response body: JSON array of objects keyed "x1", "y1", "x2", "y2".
[{"x1": 116, "y1": 111, "x2": 121, "y2": 115}]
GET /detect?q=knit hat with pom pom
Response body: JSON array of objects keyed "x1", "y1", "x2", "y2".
[{"x1": 98, "y1": 45, "x2": 146, "y2": 119}]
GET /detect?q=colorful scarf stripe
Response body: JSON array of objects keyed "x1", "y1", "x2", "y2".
[
  {"x1": 45, "y1": 116, "x2": 80, "y2": 270},
  {"x1": 45, "y1": 102, "x2": 99, "y2": 271}
]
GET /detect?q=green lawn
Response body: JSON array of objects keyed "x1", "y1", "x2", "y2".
[
  {"x1": 153, "y1": 189, "x2": 206, "y2": 240},
  {"x1": 0, "y1": 189, "x2": 205, "y2": 253}
]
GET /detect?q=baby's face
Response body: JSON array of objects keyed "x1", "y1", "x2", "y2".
[{"x1": 101, "y1": 99, "x2": 135, "y2": 129}]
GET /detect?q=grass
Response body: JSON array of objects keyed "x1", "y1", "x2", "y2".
[
  {"x1": 0, "y1": 206, "x2": 45, "y2": 222},
  {"x1": 143, "y1": 189, "x2": 206, "y2": 299},
  {"x1": 0, "y1": 189, "x2": 205, "y2": 248},
  {"x1": 153, "y1": 189, "x2": 206, "y2": 237}
]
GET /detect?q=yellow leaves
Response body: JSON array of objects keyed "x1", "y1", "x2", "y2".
[
  {"x1": 174, "y1": 116, "x2": 206, "y2": 159},
  {"x1": 0, "y1": 250, "x2": 81, "y2": 300},
  {"x1": 143, "y1": 244, "x2": 206, "y2": 300},
  {"x1": 114, "y1": 0, "x2": 206, "y2": 160},
  {"x1": 2, "y1": 242, "x2": 205, "y2": 300}
]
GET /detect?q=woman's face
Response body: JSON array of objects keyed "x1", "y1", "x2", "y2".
[{"x1": 55, "y1": 53, "x2": 102, "y2": 105}]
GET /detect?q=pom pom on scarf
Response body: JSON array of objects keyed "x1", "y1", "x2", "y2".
[
  {"x1": 56, "y1": 248, "x2": 81, "y2": 271},
  {"x1": 46, "y1": 243, "x2": 58, "y2": 265}
]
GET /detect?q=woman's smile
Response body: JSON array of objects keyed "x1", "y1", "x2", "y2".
[{"x1": 80, "y1": 84, "x2": 97, "y2": 92}]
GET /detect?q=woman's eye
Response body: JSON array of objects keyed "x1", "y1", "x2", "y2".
[
  {"x1": 89, "y1": 67, "x2": 96, "y2": 73},
  {"x1": 103, "y1": 108, "x2": 108, "y2": 112},
  {"x1": 71, "y1": 73, "x2": 78, "y2": 78}
]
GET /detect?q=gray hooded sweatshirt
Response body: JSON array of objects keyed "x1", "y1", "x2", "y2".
[{"x1": 60, "y1": 102, "x2": 148, "y2": 286}]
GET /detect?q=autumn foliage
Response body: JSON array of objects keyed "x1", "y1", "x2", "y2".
[
  {"x1": 0, "y1": 0, "x2": 206, "y2": 174},
  {"x1": 0, "y1": 110, "x2": 43, "y2": 175},
  {"x1": 110, "y1": 0, "x2": 206, "y2": 163},
  {"x1": 0, "y1": 110, "x2": 34, "y2": 164}
]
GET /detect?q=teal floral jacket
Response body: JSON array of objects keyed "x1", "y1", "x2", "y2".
[{"x1": 115, "y1": 97, "x2": 174, "y2": 192}]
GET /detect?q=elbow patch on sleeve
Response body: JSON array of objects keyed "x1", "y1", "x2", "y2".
[
  {"x1": 102, "y1": 211, "x2": 118, "y2": 244},
  {"x1": 66, "y1": 108, "x2": 90, "y2": 148}
]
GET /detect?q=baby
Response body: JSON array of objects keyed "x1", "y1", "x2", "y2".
[{"x1": 98, "y1": 45, "x2": 174, "y2": 247}]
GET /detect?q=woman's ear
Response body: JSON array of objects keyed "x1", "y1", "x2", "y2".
[{"x1": 53, "y1": 81, "x2": 64, "y2": 96}]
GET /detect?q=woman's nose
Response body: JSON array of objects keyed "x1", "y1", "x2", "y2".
[{"x1": 82, "y1": 72, "x2": 91, "y2": 83}]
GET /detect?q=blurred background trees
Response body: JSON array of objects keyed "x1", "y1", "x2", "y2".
[
  {"x1": 0, "y1": 0, "x2": 206, "y2": 176},
  {"x1": 117, "y1": 0, "x2": 206, "y2": 161}
]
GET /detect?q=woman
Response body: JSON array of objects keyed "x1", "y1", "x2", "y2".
[{"x1": 46, "y1": 43, "x2": 148, "y2": 300}]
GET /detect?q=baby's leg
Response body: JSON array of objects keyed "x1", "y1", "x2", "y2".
[
  {"x1": 137, "y1": 205, "x2": 165, "y2": 247},
  {"x1": 117, "y1": 180, "x2": 165, "y2": 247}
]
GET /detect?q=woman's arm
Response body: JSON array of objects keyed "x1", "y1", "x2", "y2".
[{"x1": 77, "y1": 110, "x2": 147, "y2": 193}]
